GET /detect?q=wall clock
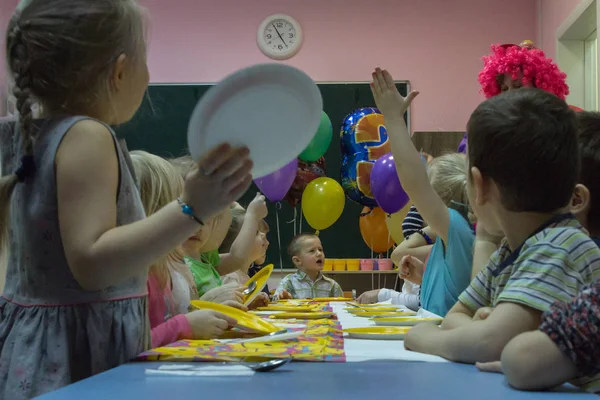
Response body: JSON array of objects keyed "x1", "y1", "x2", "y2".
[{"x1": 257, "y1": 14, "x2": 303, "y2": 60}]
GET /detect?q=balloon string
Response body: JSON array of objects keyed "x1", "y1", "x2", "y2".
[
  {"x1": 315, "y1": 230, "x2": 320, "y2": 236},
  {"x1": 387, "y1": 230, "x2": 391, "y2": 259},
  {"x1": 299, "y1": 207, "x2": 303, "y2": 233},
  {"x1": 276, "y1": 202, "x2": 283, "y2": 271},
  {"x1": 293, "y1": 207, "x2": 297, "y2": 235}
]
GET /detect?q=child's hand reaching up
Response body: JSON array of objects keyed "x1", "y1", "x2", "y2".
[
  {"x1": 182, "y1": 144, "x2": 253, "y2": 223},
  {"x1": 371, "y1": 67, "x2": 419, "y2": 119},
  {"x1": 248, "y1": 192, "x2": 268, "y2": 220},
  {"x1": 399, "y1": 255, "x2": 425, "y2": 285},
  {"x1": 186, "y1": 310, "x2": 237, "y2": 339}
]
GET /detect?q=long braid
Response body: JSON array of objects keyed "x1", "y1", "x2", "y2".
[{"x1": 0, "y1": 18, "x2": 35, "y2": 255}]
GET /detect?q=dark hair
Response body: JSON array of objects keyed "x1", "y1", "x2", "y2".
[
  {"x1": 287, "y1": 233, "x2": 319, "y2": 258},
  {"x1": 467, "y1": 88, "x2": 579, "y2": 212},
  {"x1": 0, "y1": 0, "x2": 145, "y2": 248},
  {"x1": 576, "y1": 112, "x2": 600, "y2": 233}
]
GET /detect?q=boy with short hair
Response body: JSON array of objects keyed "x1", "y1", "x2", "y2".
[
  {"x1": 403, "y1": 88, "x2": 600, "y2": 364},
  {"x1": 474, "y1": 111, "x2": 600, "y2": 393},
  {"x1": 274, "y1": 234, "x2": 343, "y2": 300},
  {"x1": 572, "y1": 112, "x2": 600, "y2": 245}
]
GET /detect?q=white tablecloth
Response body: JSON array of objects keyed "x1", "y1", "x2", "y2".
[{"x1": 331, "y1": 302, "x2": 447, "y2": 363}]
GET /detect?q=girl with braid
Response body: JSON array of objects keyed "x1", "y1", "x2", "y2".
[{"x1": 0, "y1": 1, "x2": 253, "y2": 398}]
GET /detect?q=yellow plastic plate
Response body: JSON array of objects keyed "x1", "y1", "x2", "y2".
[
  {"x1": 256, "y1": 306, "x2": 316, "y2": 312},
  {"x1": 343, "y1": 326, "x2": 411, "y2": 340},
  {"x1": 354, "y1": 311, "x2": 416, "y2": 318},
  {"x1": 269, "y1": 312, "x2": 334, "y2": 320},
  {"x1": 346, "y1": 307, "x2": 400, "y2": 313},
  {"x1": 190, "y1": 300, "x2": 279, "y2": 334},
  {"x1": 372, "y1": 317, "x2": 443, "y2": 327},
  {"x1": 242, "y1": 264, "x2": 274, "y2": 306}
]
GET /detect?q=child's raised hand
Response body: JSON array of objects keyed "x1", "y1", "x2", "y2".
[
  {"x1": 186, "y1": 310, "x2": 237, "y2": 339},
  {"x1": 399, "y1": 255, "x2": 424, "y2": 285},
  {"x1": 248, "y1": 192, "x2": 268, "y2": 220},
  {"x1": 182, "y1": 144, "x2": 253, "y2": 223},
  {"x1": 370, "y1": 67, "x2": 419, "y2": 118}
]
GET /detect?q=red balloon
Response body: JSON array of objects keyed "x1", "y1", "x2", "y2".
[{"x1": 284, "y1": 157, "x2": 326, "y2": 207}]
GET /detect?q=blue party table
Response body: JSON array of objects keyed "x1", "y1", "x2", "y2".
[{"x1": 39, "y1": 361, "x2": 594, "y2": 399}]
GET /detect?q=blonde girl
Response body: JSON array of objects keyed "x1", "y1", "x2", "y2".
[
  {"x1": 357, "y1": 153, "x2": 471, "y2": 310},
  {"x1": 370, "y1": 68, "x2": 475, "y2": 317},
  {"x1": 0, "y1": 1, "x2": 251, "y2": 397}
]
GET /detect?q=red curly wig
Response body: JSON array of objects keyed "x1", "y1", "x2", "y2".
[{"x1": 478, "y1": 42, "x2": 569, "y2": 100}]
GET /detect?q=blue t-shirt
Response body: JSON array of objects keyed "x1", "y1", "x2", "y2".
[{"x1": 420, "y1": 209, "x2": 475, "y2": 317}]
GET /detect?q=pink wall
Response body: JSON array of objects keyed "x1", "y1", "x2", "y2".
[
  {"x1": 144, "y1": 0, "x2": 536, "y2": 133},
  {"x1": 0, "y1": 0, "x2": 537, "y2": 129},
  {"x1": 538, "y1": 0, "x2": 585, "y2": 59}
]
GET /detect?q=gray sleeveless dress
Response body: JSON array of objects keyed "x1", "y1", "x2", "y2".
[{"x1": 0, "y1": 116, "x2": 150, "y2": 399}]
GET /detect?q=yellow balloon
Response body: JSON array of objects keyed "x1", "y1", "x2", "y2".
[
  {"x1": 302, "y1": 177, "x2": 345, "y2": 231},
  {"x1": 385, "y1": 203, "x2": 412, "y2": 244}
]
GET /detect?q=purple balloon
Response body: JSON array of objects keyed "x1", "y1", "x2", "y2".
[
  {"x1": 254, "y1": 158, "x2": 298, "y2": 202},
  {"x1": 370, "y1": 152, "x2": 409, "y2": 214}
]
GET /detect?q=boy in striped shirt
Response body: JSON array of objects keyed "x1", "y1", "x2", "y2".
[
  {"x1": 404, "y1": 89, "x2": 600, "y2": 368},
  {"x1": 274, "y1": 234, "x2": 343, "y2": 300},
  {"x1": 474, "y1": 111, "x2": 600, "y2": 393}
]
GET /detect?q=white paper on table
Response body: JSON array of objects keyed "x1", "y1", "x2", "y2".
[
  {"x1": 416, "y1": 308, "x2": 443, "y2": 318},
  {"x1": 329, "y1": 302, "x2": 448, "y2": 363},
  {"x1": 147, "y1": 365, "x2": 255, "y2": 377}
]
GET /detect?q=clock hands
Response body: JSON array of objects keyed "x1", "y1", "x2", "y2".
[{"x1": 272, "y1": 23, "x2": 288, "y2": 48}]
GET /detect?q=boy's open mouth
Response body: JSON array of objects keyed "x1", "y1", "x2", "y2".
[{"x1": 316, "y1": 259, "x2": 323, "y2": 265}]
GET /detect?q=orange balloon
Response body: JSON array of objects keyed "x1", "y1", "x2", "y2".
[{"x1": 359, "y1": 207, "x2": 395, "y2": 253}]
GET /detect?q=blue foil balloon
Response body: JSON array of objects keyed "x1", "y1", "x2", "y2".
[{"x1": 340, "y1": 107, "x2": 391, "y2": 207}]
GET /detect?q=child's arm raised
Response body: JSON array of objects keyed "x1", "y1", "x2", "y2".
[
  {"x1": 218, "y1": 193, "x2": 268, "y2": 275},
  {"x1": 57, "y1": 120, "x2": 252, "y2": 291},
  {"x1": 370, "y1": 68, "x2": 451, "y2": 242}
]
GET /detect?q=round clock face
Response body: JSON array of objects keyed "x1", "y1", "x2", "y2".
[{"x1": 257, "y1": 14, "x2": 303, "y2": 60}]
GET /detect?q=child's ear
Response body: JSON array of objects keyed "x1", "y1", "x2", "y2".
[
  {"x1": 291, "y1": 255, "x2": 301, "y2": 267},
  {"x1": 470, "y1": 166, "x2": 489, "y2": 206},
  {"x1": 110, "y1": 53, "x2": 128, "y2": 91},
  {"x1": 571, "y1": 184, "x2": 591, "y2": 215}
]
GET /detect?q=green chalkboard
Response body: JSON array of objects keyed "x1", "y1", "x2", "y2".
[{"x1": 114, "y1": 82, "x2": 410, "y2": 269}]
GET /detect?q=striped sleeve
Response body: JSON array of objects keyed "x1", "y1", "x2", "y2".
[
  {"x1": 275, "y1": 274, "x2": 295, "y2": 298},
  {"x1": 458, "y1": 264, "x2": 493, "y2": 311},
  {"x1": 331, "y1": 281, "x2": 344, "y2": 298},
  {"x1": 498, "y1": 229, "x2": 600, "y2": 311},
  {"x1": 402, "y1": 205, "x2": 425, "y2": 240}
]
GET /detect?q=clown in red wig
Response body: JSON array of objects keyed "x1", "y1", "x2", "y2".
[
  {"x1": 479, "y1": 40, "x2": 569, "y2": 99},
  {"x1": 458, "y1": 40, "x2": 572, "y2": 153}
]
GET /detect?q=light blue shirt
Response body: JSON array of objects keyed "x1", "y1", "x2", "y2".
[{"x1": 420, "y1": 209, "x2": 475, "y2": 317}]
